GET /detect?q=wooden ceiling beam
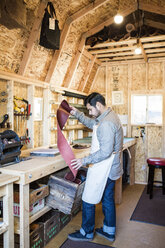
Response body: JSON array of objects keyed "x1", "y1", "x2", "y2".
[
  {"x1": 86, "y1": 35, "x2": 165, "y2": 50},
  {"x1": 45, "y1": 0, "x2": 110, "y2": 83},
  {"x1": 147, "y1": 53, "x2": 165, "y2": 58},
  {"x1": 78, "y1": 55, "x2": 97, "y2": 92},
  {"x1": 143, "y1": 41, "x2": 165, "y2": 48},
  {"x1": 139, "y1": 40, "x2": 148, "y2": 63},
  {"x1": 144, "y1": 19, "x2": 165, "y2": 31},
  {"x1": 70, "y1": 0, "x2": 110, "y2": 21},
  {"x1": 85, "y1": 4, "x2": 138, "y2": 38},
  {"x1": 145, "y1": 48, "x2": 165, "y2": 53},
  {"x1": 88, "y1": 66, "x2": 100, "y2": 93},
  {"x1": 62, "y1": 36, "x2": 86, "y2": 88},
  {"x1": 18, "y1": 1, "x2": 47, "y2": 76},
  {"x1": 89, "y1": 46, "x2": 135, "y2": 54},
  {"x1": 86, "y1": 39, "x2": 137, "y2": 49},
  {"x1": 83, "y1": 49, "x2": 101, "y2": 65},
  {"x1": 139, "y1": 0, "x2": 165, "y2": 16},
  {"x1": 97, "y1": 51, "x2": 135, "y2": 58},
  {"x1": 140, "y1": 35, "x2": 165, "y2": 42},
  {"x1": 99, "y1": 55, "x2": 143, "y2": 61}
]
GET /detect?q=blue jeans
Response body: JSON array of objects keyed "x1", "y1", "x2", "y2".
[{"x1": 81, "y1": 178, "x2": 116, "y2": 235}]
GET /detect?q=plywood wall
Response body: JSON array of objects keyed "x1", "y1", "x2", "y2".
[{"x1": 95, "y1": 61, "x2": 165, "y2": 183}]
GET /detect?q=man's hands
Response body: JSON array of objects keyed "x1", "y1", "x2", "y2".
[
  {"x1": 70, "y1": 106, "x2": 77, "y2": 116},
  {"x1": 71, "y1": 158, "x2": 83, "y2": 170}
]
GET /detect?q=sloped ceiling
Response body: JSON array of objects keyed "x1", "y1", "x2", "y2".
[{"x1": 0, "y1": 0, "x2": 165, "y2": 94}]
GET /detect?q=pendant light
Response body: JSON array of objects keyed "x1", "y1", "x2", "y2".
[
  {"x1": 134, "y1": 0, "x2": 142, "y2": 55},
  {"x1": 114, "y1": 0, "x2": 123, "y2": 24},
  {"x1": 134, "y1": 39, "x2": 142, "y2": 54}
]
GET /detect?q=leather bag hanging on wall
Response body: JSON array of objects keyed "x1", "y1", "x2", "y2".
[
  {"x1": 39, "y1": 2, "x2": 60, "y2": 50},
  {"x1": 0, "y1": 0, "x2": 26, "y2": 29}
]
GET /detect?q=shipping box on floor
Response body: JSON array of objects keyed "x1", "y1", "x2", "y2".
[{"x1": 46, "y1": 168, "x2": 86, "y2": 214}]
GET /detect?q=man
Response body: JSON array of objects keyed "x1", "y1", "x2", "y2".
[{"x1": 68, "y1": 92, "x2": 123, "y2": 242}]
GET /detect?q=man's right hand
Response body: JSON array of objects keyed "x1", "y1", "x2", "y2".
[{"x1": 70, "y1": 106, "x2": 77, "y2": 116}]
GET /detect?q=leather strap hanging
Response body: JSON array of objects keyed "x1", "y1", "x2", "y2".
[{"x1": 57, "y1": 100, "x2": 77, "y2": 181}]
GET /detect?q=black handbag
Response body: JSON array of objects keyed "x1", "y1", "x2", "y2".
[{"x1": 39, "y1": 2, "x2": 60, "y2": 50}]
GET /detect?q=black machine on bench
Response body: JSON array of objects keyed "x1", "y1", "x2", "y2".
[{"x1": 0, "y1": 130, "x2": 22, "y2": 166}]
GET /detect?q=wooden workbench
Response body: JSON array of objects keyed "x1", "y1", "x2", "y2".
[
  {"x1": 0, "y1": 138, "x2": 136, "y2": 247},
  {"x1": 0, "y1": 148, "x2": 89, "y2": 248},
  {"x1": 0, "y1": 174, "x2": 19, "y2": 248}
]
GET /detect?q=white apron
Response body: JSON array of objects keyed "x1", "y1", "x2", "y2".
[{"x1": 82, "y1": 125, "x2": 115, "y2": 204}]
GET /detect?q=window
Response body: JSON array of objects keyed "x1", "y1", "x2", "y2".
[{"x1": 131, "y1": 95, "x2": 162, "y2": 125}]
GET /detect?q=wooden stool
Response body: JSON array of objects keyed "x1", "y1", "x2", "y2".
[
  {"x1": 147, "y1": 158, "x2": 165, "y2": 199},
  {"x1": 0, "y1": 174, "x2": 19, "y2": 248}
]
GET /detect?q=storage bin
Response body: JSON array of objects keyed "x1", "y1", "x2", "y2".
[
  {"x1": 46, "y1": 168, "x2": 86, "y2": 214},
  {"x1": 37, "y1": 210, "x2": 60, "y2": 246}
]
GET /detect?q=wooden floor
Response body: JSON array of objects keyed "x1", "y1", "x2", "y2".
[{"x1": 46, "y1": 184, "x2": 165, "y2": 248}]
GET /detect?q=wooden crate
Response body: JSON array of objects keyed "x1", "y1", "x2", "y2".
[
  {"x1": 14, "y1": 183, "x2": 49, "y2": 205},
  {"x1": 46, "y1": 168, "x2": 86, "y2": 214},
  {"x1": 60, "y1": 211, "x2": 72, "y2": 230},
  {"x1": 7, "y1": 223, "x2": 45, "y2": 248},
  {"x1": 71, "y1": 204, "x2": 82, "y2": 218},
  {"x1": 37, "y1": 210, "x2": 60, "y2": 246}
]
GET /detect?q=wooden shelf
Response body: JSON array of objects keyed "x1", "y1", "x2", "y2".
[
  {"x1": 64, "y1": 124, "x2": 85, "y2": 130},
  {"x1": 0, "y1": 223, "x2": 8, "y2": 235},
  {"x1": 14, "y1": 206, "x2": 51, "y2": 234}
]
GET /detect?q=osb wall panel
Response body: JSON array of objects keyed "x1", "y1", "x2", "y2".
[
  {"x1": 34, "y1": 87, "x2": 44, "y2": 147},
  {"x1": 34, "y1": 121, "x2": 43, "y2": 147},
  {"x1": 132, "y1": 127, "x2": 147, "y2": 183},
  {"x1": 148, "y1": 62, "x2": 163, "y2": 90},
  {"x1": 106, "y1": 64, "x2": 128, "y2": 115},
  {"x1": 53, "y1": 0, "x2": 90, "y2": 28},
  {"x1": 25, "y1": 42, "x2": 53, "y2": 81},
  {"x1": 132, "y1": 63, "x2": 146, "y2": 91},
  {"x1": 0, "y1": 26, "x2": 27, "y2": 73},
  {"x1": 71, "y1": 54, "x2": 89, "y2": 90},
  {"x1": 0, "y1": 80, "x2": 7, "y2": 126},
  {"x1": 91, "y1": 66, "x2": 105, "y2": 94},
  {"x1": 34, "y1": 87, "x2": 43, "y2": 98},
  {"x1": 84, "y1": 63, "x2": 99, "y2": 93},
  {"x1": 147, "y1": 126, "x2": 162, "y2": 181}
]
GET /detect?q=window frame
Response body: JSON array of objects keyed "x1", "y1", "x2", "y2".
[{"x1": 131, "y1": 94, "x2": 163, "y2": 125}]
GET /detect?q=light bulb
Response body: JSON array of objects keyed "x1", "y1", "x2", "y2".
[
  {"x1": 134, "y1": 47, "x2": 142, "y2": 55},
  {"x1": 114, "y1": 14, "x2": 123, "y2": 24}
]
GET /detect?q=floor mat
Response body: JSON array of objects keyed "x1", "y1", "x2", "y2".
[
  {"x1": 130, "y1": 186, "x2": 165, "y2": 226},
  {"x1": 59, "y1": 239, "x2": 114, "y2": 248}
]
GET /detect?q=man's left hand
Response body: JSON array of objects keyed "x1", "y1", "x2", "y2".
[{"x1": 71, "y1": 158, "x2": 83, "y2": 170}]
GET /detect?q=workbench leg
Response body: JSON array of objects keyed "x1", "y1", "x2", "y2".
[
  {"x1": 3, "y1": 183, "x2": 14, "y2": 248},
  {"x1": 20, "y1": 184, "x2": 29, "y2": 248},
  {"x1": 129, "y1": 145, "x2": 136, "y2": 185}
]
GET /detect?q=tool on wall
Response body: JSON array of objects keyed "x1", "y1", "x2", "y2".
[
  {"x1": 0, "y1": 114, "x2": 9, "y2": 128},
  {"x1": 13, "y1": 96, "x2": 29, "y2": 117},
  {"x1": 0, "y1": 91, "x2": 8, "y2": 103}
]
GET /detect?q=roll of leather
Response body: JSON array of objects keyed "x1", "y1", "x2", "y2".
[{"x1": 57, "y1": 100, "x2": 77, "y2": 181}]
